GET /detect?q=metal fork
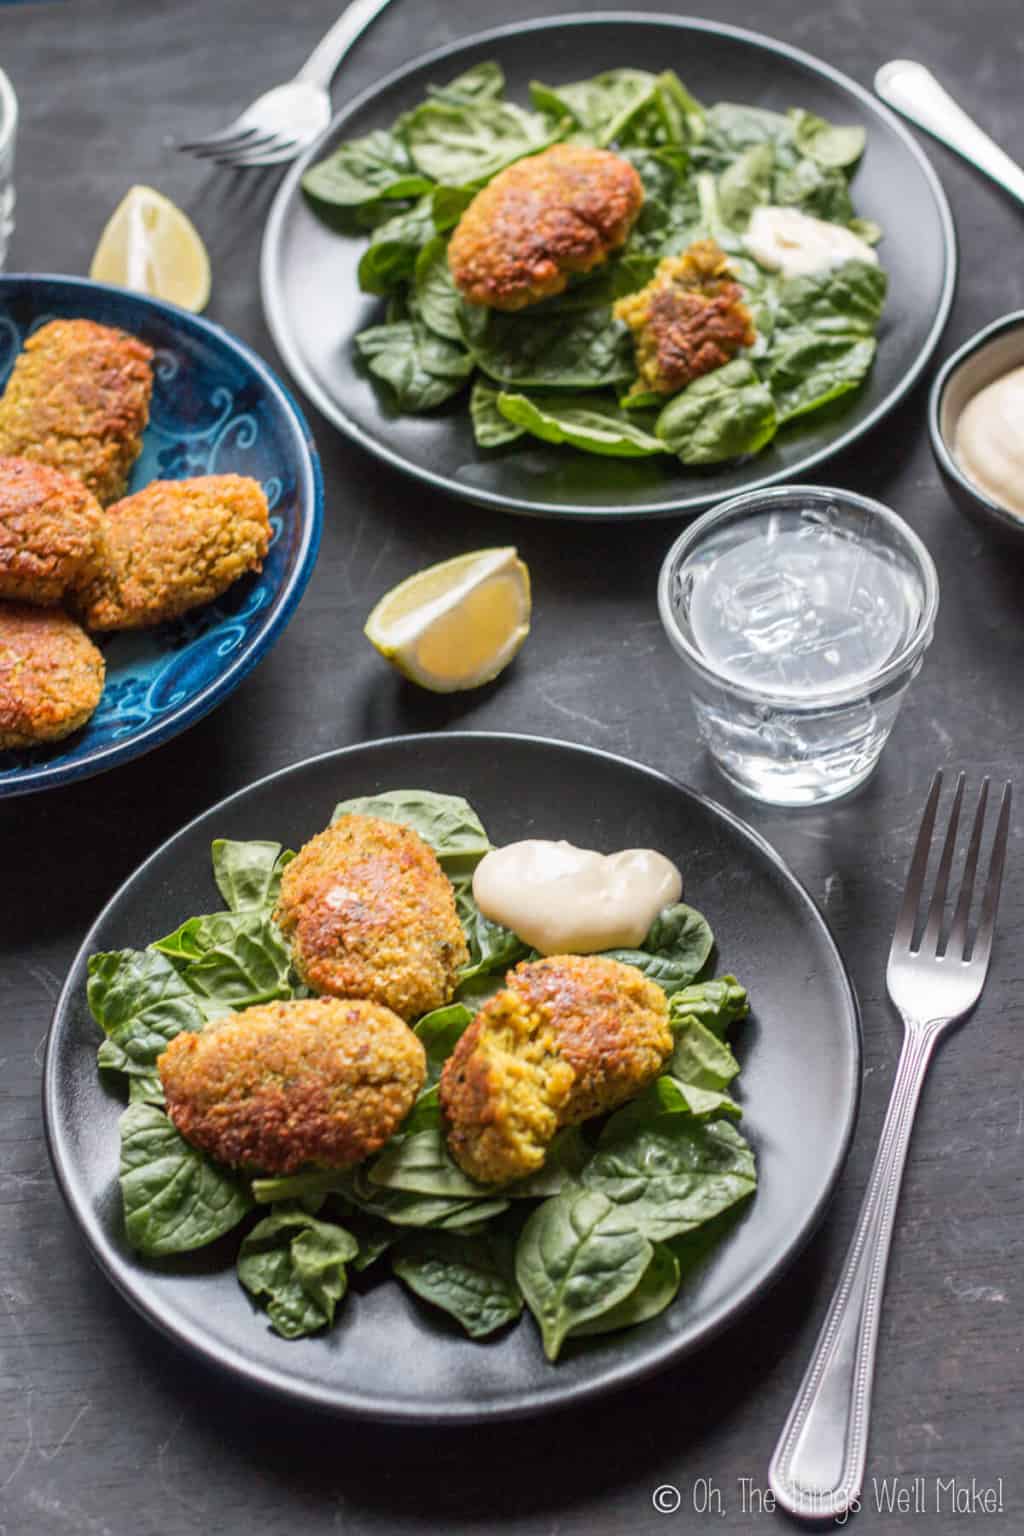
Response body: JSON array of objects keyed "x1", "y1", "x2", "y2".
[
  {"x1": 769, "y1": 771, "x2": 1012, "y2": 1522},
  {"x1": 178, "y1": 0, "x2": 396, "y2": 168}
]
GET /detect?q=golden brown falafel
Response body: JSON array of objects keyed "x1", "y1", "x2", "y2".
[
  {"x1": 448, "y1": 144, "x2": 644, "y2": 312},
  {"x1": 275, "y1": 814, "x2": 469, "y2": 1021},
  {"x1": 75, "y1": 474, "x2": 272, "y2": 631},
  {"x1": 440, "y1": 954, "x2": 672, "y2": 1184},
  {"x1": 0, "y1": 318, "x2": 153, "y2": 504},
  {"x1": 614, "y1": 239, "x2": 756, "y2": 395},
  {"x1": 0, "y1": 602, "x2": 105, "y2": 749},
  {"x1": 0, "y1": 455, "x2": 105, "y2": 605},
  {"x1": 158, "y1": 996, "x2": 426, "y2": 1175}
]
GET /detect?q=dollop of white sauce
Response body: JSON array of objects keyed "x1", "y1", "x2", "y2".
[
  {"x1": 745, "y1": 205, "x2": 879, "y2": 280},
  {"x1": 472, "y1": 840, "x2": 683, "y2": 956},
  {"x1": 954, "y1": 366, "x2": 1024, "y2": 519}
]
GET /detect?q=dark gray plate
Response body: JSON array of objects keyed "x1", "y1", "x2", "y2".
[
  {"x1": 44, "y1": 733, "x2": 861, "y2": 1422},
  {"x1": 261, "y1": 12, "x2": 956, "y2": 520}
]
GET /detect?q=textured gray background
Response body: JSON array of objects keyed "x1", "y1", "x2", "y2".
[{"x1": 1, "y1": 1, "x2": 1022, "y2": 1533}]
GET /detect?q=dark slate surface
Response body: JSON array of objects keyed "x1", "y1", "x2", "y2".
[{"x1": 1, "y1": 1, "x2": 1021, "y2": 1532}]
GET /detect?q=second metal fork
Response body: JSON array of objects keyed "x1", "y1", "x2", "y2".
[{"x1": 769, "y1": 771, "x2": 1012, "y2": 1522}]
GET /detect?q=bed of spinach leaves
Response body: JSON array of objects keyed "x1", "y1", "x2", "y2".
[
  {"x1": 303, "y1": 60, "x2": 886, "y2": 465},
  {"x1": 89, "y1": 789, "x2": 756, "y2": 1360}
]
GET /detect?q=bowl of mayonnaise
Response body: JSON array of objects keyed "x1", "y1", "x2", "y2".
[{"x1": 929, "y1": 311, "x2": 1024, "y2": 542}]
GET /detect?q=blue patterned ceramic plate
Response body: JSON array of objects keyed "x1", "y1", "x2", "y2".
[{"x1": 0, "y1": 276, "x2": 322, "y2": 797}]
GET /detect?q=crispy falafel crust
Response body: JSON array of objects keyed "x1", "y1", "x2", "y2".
[
  {"x1": 448, "y1": 144, "x2": 645, "y2": 312},
  {"x1": 0, "y1": 455, "x2": 104, "y2": 605},
  {"x1": 0, "y1": 602, "x2": 105, "y2": 748},
  {"x1": 158, "y1": 996, "x2": 426, "y2": 1175},
  {"x1": 75, "y1": 474, "x2": 272, "y2": 631},
  {"x1": 275, "y1": 813, "x2": 469, "y2": 1021},
  {"x1": 0, "y1": 318, "x2": 153, "y2": 505},
  {"x1": 440, "y1": 953, "x2": 672, "y2": 1184},
  {"x1": 614, "y1": 240, "x2": 756, "y2": 395}
]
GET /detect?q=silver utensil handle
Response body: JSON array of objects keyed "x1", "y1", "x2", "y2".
[
  {"x1": 768, "y1": 1024, "x2": 938, "y2": 1522},
  {"x1": 875, "y1": 59, "x2": 1024, "y2": 208},
  {"x1": 297, "y1": 0, "x2": 395, "y2": 89}
]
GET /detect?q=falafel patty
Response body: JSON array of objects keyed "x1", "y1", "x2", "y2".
[
  {"x1": 0, "y1": 318, "x2": 153, "y2": 505},
  {"x1": 440, "y1": 954, "x2": 672, "y2": 1184},
  {"x1": 614, "y1": 239, "x2": 756, "y2": 395},
  {"x1": 75, "y1": 474, "x2": 272, "y2": 631},
  {"x1": 0, "y1": 455, "x2": 104, "y2": 605},
  {"x1": 276, "y1": 814, "x2": 469, "y2": 1021},
  {"x1": 0, "y1": 602, "x2": 105, "y2": 749},
  {"x1": 158, "y1": 997, "x2": 426, "y2": 1175},
  {"x1": 448, "y1": 144, "x2": 645, "y2": 312}
]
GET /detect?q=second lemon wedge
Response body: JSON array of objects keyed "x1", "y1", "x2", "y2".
[
  {"x1": 365, "y1": 547, "x2": 531, "y2": 692},
  {"x1": 90, "y1": 185, "x2": 211, "y2": 313}
]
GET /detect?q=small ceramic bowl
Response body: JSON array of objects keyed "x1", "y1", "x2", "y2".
[{"x1": 928, "y1": 311, "x2": 1024, "y2": 543}]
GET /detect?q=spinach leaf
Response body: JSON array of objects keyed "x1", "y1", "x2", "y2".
[
  {"x1": 461, "y1": 301, "x2": 634, "y2": 390},
  {"x1": 90, "y1": 948, "x2": 205, "y2": 1090},
  {"x1": 694, "y1": 102, "x2": 795, "y2": 173},
  {"x1": 252, "y1": 1169, "x2": 350, "y2": 1207},
  {"x1": 618, "y1": 72, "x2": 705, "y2": 150},
  {"x1": 529, "y1": 69, "x2": 659, "y2": 146},
  {"x1": 495, "y1": 391, "x2": 667, "y2": 458},
  {"x1": 848, "y1": 216, "x2": 883, "y2": 246},
  {"x1": 655, "y1": 358, "x2": 777, "y2": 465},
  {"x1": 598, "y1": 1075, "x2": 738, "y2": 1140},
  {"x1": 392, "y1": 1232, "x2": 522, "y2": 1337},
  {"x1": 402, "y1": 1083, "x2": 442, "y2": 1135},
  {"x1": 357, "y1": 196, "x2": 436, "y2": 295},
  {"x1": 119, "y1": 1103, "x2": 252, "y2": 1256},
  {"x1": 470, "y1": 378, "x2": 525, "y2": 447},
  {"x1": 355, "y1": 320, "x2": 473, "y2": 411},
  {"x1": 668, "y1": 976, "x2": 749, "y2": 1038},
  {"x1": 788, "y1": 108, "x2": 865, "y2": 170},
  {"x1": 431, "y1": 183, "x2": 476, "y2": 231},
  {"x1": 332, "y1": 788, "x2": 491, "y2": 869},
  {"x1": 400, "y1": 97, "x2": 559, "y2": 185},
  {"x1": 152, "y1": 910, "x2": 294, "y2": 1008},
  {"x1": 668, "y1": 1015, "x2": 740, "y2": 1092},
  {"x1": 769, "y1": 334, "x2": 877, "y2": 423},
  {"x1": 302, "y1": 128, "x2": 432, "y2": 210},
  {"x1": 603, "y1": 903, "x2": 714, "y2": 994},
  {"x1": 369, "y1": 1128, "x2": 498, "y2": 1199},
  {"x1": 237, "y1": 1204, "x2": 358, "y2": 1338},
  {"x1": 773, "y1": 259, "x2": 887, "y2": 338},
  {"x1": 719, "y1": 142, "x2": 775, "y2": 230},
  {"x1": 212, "y1": 839, "x2": 293, "y2": 912},
  {"x1": 428, "y1": 61, "x2": 506, "y2": 107},
  {"x1": 345, "y1": 1164, "x2": 510, "y2": 1230},
  {"x1": 569, "y1": 1241, "x2": 680, "y2": 1336},
  {"x1": 515, "y1": 1188, "x2": 653, "y2": 1360},
  {"x1": 347, "y1": 1211, "x2": 399, "y2": 1271},
  {"x1": 414, "y1": 1003, "x2": 475, "y2": 1086},
  {"x1": 414, "y1": 234, "x2": 462, "y2": 340},
  {"x1": 452, "y1": 873, "x2": 531, "y2": 984},
  {"x1": 774, "y1": 155, "x2": 854, "y2": 223},
  {"x1": 581, "y1": 1116, "x2": 756, "y2": 1243}
]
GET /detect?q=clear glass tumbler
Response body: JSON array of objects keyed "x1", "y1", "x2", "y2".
[
  {"x1": 658, "y1": 486, "x2": 940, "y2": 806},
  {"x1": 0, "y1": 67, "x2": 17, "y2": 269}
]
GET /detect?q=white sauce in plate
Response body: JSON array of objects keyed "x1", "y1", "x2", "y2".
[
  {"x1": 472, "y1": 840, "x2": 682, "y2": 956},
  {"x1": 745, "y1": 205, "x2": 879, "y2": 280}
]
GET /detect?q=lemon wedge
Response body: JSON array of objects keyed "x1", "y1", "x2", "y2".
[
  {"x1": 89, "y1": 186, "x2": 211, "y2": 313},
  {"x1": 365, "y1": 547, "x2": 531, "y2": 692}
]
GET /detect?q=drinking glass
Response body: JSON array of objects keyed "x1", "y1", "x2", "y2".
[
  {"x1": 0, "y1": 68, "x2": 17, "y2": 269},
  {"x1": 658, "y1": 486, "x2": 940, "y2": 806}
]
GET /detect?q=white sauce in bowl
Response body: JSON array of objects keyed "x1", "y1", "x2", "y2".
[
  {"x1": 954, "y1": 366, "x2": 1024, "y2": 519},
  {"x1": 745, "y1": 205, "x2": 879, "y2": 280},
  {"x1": 472, "y1": 840, "x2": 682, "y2": 956}
]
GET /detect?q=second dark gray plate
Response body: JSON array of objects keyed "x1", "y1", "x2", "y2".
[
  {"x1": 44, "y1": 733, "x2": 860, "y2": 1422},
  {"x1": 261, "y1": 12, "x2": 955, "y2": 519}
]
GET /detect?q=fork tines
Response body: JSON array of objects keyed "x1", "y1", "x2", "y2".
[{"x1": 892, "y1": 770, "x2": 1012, "y2": 969}]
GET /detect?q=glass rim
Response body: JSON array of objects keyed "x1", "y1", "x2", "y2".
[
  {"x1": 657, "y1": 483, "x2": 941, "y2": 710},
  {"x1": 0, "y1": 67, "x2": 17, "y2": 150}
]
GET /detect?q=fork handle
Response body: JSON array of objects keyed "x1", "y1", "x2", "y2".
[
  {"x1": 296, "y1": 0, "x2": 396, "y2": 89},
  {"x1": 768, "y1": 1024, "x2": 939, "y2": 1521},
  {"x1": 875, "y1": 60, "x2": 1024, "y2": 209}
]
